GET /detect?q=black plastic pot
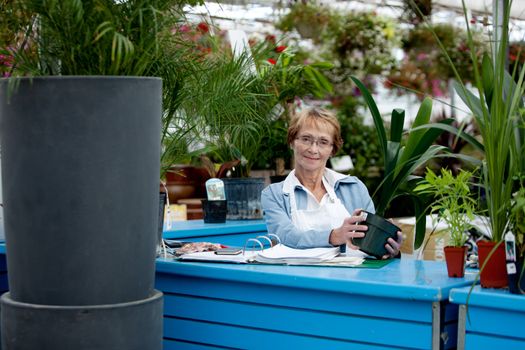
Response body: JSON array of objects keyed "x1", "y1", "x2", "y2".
[
  {"x1": 201, "y1": 199, "x2": 228, "y2": 223},
  {"x1": 352, "y1": 211, "x2": 400, "y2": 258}
]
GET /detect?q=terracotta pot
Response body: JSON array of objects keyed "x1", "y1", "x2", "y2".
[
  {"x1": 164, "y1": 165, "x2": 210, "y2": 203},
  {"x1": 444, "y1": 246, "x2": 467, "y2": 278},
  {"x1": 478, "y1": 240, "x2": 508, "y2": 288}
]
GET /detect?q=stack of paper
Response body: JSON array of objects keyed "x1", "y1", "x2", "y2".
[
  {"x1": 177, "y1": 250, "x2": 256, "y2": 263},
  {"x1": 254, "y1": 245, "x2": 340, "y2": 264},
  {"x1": 177, "y1": 243, "x2": 365, "y2": 267}
]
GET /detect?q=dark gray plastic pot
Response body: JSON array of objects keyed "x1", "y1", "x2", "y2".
[
  {"x1": 222, "y1": 177, "x2": 264, "y2": 220},
  {"x1": 352, "y1": 211, "x2": 400, "y2": 258},
  {"x1": 1, "y1": 290, "x2": 163, "y2": 350},
  {"x1": 0, "y1": 77, "x2": 161, "y2": 305}
]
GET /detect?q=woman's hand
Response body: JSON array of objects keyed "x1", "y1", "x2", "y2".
[
  {"x1": 329, "y1": 209, "x2": 367, "y2": 247},
  {"x1": 381, "y1": 231, "x2": 403, "y2": 259}
]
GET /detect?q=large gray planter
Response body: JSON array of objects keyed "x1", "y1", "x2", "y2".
[
  {"x1": 1, "y1": 291, "x2": 163, "y2": 350},
  {"x1": 0, "y1": 76, "x2": 163, "y2": 349}
]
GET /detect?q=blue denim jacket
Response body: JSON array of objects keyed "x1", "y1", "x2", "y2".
[{"x1": 261, "y1": 170, "x2": 375, "y2": 248}]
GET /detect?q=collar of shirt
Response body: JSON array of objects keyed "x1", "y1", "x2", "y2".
[{"x1": 282, "y1": 168, "x2": 349, "y2": 200}]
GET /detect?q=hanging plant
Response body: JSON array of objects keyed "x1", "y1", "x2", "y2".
[
  {"x1": 328, "y1": 11, "x2": 398, "y2": 76},
  {"x1": 276, "y1": 1, "x2": 332, "y2": 41},
  {"x1": 385, "y1": 23, "x2": 487, "y2": 98}
]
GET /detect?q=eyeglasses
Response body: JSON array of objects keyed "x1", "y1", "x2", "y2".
[{"x1": 295, "y1": 135, "x2": 333, "y2": 149}]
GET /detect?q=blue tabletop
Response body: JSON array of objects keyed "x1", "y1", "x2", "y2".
[
  {"x1": 450, "y1": 285, "x2": 525, "y2": 311},
  {"x1": 163, "y1": 219, "x2": 267, "y2": 239},
  {"x1": 156, "y1": 258, "x2": 477, "y2": 302}
]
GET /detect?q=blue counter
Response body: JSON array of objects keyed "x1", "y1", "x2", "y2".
[
  {"x1": 450, "y1": 286, "x2": 525, "y2": 349},
  {"x1": 156, "y1": 257, "x2": 477, "y2": 349},
  {"x1": 0, "y1": 220, "x2": 480, "y2": 349},
  {"x1": 163, "y1": 219, "x2": 267, "y2": 246}
]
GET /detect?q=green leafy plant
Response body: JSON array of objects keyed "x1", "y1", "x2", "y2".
[
  {"x1": 415, "y1": 168, "x2": 478, "y2": 247},
  {"x1": 407, "y1": 0, "x2": 525, "y2": 244},
  {"x1": 451, "y1": 11, "x2": 525, "y2": 243},
  {"x1": 179, "y1": 49, "x2": 277, "y2": 178},
  {"x1": 2, "y1": 0, "x2": 209, "y2": 178},
  {"x1": 351, "y1": 75, "x2": 454, "y2": 249}
]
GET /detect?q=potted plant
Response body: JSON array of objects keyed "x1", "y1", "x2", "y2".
[
  {"x1": 407, "y1": 0, "x2": 525, "y2": 288},
  {"x1": 0, "y1": 0, "x2": 206, "y2": 348},
  {"x1": 276, "y1": 1, "x2": 332, "y2": 41},
  {"x1": 186, "y1": 42, "x2": 332, "y2": 220},
  {"x1": 453, "y1": 15, "x2": 524, "y2": 288},
  {"x1": 415, "y1": 168, "x2": 478, "y2": 277},
  {"x1": 386, "y1": 23, "x2": 486, "y2": 99},
  {"x1": 351, "y1": 76, "x2": 457, "y2": 251}
]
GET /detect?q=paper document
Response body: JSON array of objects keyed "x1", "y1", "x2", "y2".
[
  {"x1": 254, "y1": 245, "x2": 339, "y2": 264},
  {"x1": 177, "y1": 249, "x2": 256, "y2": 263},
  {"x1": 177, "y1": 243, "x2": 365, "y2": 266}
]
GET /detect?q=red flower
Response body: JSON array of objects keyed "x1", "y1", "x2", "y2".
[
  {"x1": 197, "y1": 22, "x2": 209, "y2": 34},
  {"x1": 509, "y1": 53, "x2": 517, "y2": 62},
  {"x1": 275, "y1": 45, "x2": 287, "y2": 53},
  {"x1": 470, "y1": 17, "x2": 477, "y2": 24},
  {"x1": 267, "y1": 58, "x2": 277, "y2": 65}
]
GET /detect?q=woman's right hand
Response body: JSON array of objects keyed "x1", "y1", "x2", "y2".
[{"x1": 329, "y1": 209, "x2": 367, "y2": 247}]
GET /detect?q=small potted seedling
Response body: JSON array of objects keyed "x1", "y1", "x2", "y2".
[{"x1": 415, "y1": 168, "x2": 477, "y2": 277}]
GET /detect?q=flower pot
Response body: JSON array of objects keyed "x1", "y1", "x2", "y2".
[
  {"x1": 201, "y1": 199, "x2": 227, "y2": 223},
  {"x1": 165, "y1": 165, "x2": 209, "y2": 203},
  {"x1": 222, "y1": 178, "x2": 265, "y2": 220},
  {"x1": 1, "y1": 290, "x2": 163, "y2": 350},
  {"x1": 352, "y1": 211, "x2": 400, "y2": 258},
  {"x1": 0, "y1": 77, "x2": 161, "y2": 305},
  {"x1": 444, "y1": 246, "x2": 467, "y2": 278},
  {"x1": 477, "y1": 240, "x2": 508, "y2": 288}
]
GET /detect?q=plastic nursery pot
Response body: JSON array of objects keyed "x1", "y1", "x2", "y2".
[
  {"x1": 444, "y1": 246, "x2": 467, "y2": 278},
  {"x1": 201, "y1": 199, "x2": 228, "y2": 224},
  {"x1": 352, "y1": 211, "x2": 400, "y2": 258},
  {"x1": 477, "y1": 240, "x2": 508, "y2": 289},
  {"x1": 222, "y1": 178, "x2": 265, "y2": 220}
]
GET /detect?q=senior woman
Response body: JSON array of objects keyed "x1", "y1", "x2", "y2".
[{"x1": 261, "y1": 107, "x2": 402, "y2": 259}]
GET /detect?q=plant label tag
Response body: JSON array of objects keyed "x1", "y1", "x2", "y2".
[
  {"x1": 206, "y1": 178, "x2": 226, "y2": 201},
  {"x1": 507, "y1": 262, "x2": 517, "y2": 274},
  {"x1": 505, "y1": 232, "x2": 516, "y2": 262}
]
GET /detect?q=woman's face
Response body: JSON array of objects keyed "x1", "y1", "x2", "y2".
[{"x1": 292, "y1": 123, "x2": 334, "y2": 174}]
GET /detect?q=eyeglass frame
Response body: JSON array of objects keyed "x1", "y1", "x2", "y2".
[{"x1": 295, "y1": 134, "x2": 334, "y2": 149}]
